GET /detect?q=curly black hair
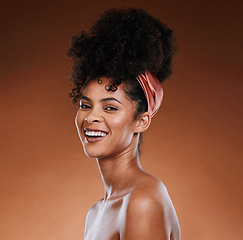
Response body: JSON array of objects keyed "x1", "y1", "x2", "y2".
[{"x1": 67, "y1": 8, "x2": 177, "y2": 117}]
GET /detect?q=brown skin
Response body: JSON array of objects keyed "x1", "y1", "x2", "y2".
[{"x1": 75, "y1": 78, "x2": 180, "y2": 240}]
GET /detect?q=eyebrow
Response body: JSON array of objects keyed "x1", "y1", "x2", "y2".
[
  {"x1": 80, "y1": 96, "x2": 122, "y2": 104},
  {"x1": 80, "y1": 96, "x2": 91, "y2": 101},
  {"x1": 101, "y1": 97, "x2": 122, "y2": 104}
]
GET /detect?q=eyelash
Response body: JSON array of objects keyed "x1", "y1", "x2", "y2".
[
  {"x1": 79, "y1": 104, "x2": 118, "y2": 111},
  {"x1": 104, "y1": 106, "x2": 118, "y2": 111},
  {"x1": 79, "y1": 104, "x2": 90, "y2": 109}
]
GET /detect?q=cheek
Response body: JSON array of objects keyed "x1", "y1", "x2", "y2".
[
  {"x1": 75, "y1": 114, "x2": 79, "y2": 127},
  {"x1": 112, "y1": 108, "x2": 135, "y2": 125},
  {"x1": 109, "y1": 114, "x2": 135, "y2": 138},
  {"x1": 75, "y1": 111, "x2": 84, "y2": 133},
  {"x1": 108, "y1": 114, "x2": 126, "y2": 129}
]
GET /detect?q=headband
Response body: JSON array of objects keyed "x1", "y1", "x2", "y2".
[{"x1": 136, "y1": 71, "x2": 163, "y2": 117}]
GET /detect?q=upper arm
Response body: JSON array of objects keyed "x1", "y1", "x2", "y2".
[{"x1": 120, "y1": 195, "x2": 171, "y2": 240}]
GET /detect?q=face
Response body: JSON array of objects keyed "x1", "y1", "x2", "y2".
[{"x1": 75, "y1": 78, "x2": 139, "y2": 159}]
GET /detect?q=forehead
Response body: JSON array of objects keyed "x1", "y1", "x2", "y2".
[{"x1": 82, "y1": 78, "x2": 128, "y2": 100}]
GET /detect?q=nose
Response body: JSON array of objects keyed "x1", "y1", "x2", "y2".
[{"x1": 84, "y1": 110, "x2": 103, "y2": 123}]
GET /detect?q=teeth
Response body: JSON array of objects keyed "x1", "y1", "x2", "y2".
[{"x1": 85, "y1": 131, "x2": 107, "y2": 137}]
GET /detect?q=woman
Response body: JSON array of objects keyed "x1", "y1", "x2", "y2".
[{"x1": 67, "y1": 8, "x2": 180, "y2": 240}]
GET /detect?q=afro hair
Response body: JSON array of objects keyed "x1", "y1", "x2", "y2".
[{"x1": 67, "y1": 8, "x2": 177, "y2": 104}]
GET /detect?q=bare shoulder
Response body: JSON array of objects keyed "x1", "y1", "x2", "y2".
[
  {"x1": 127, "y1": 175, "x2": 176, "y2": 215},
  {"x1": 121, "y1": 175, "x2": 180, "y2": 240},
  {"x1": 84, "y1": 199, "x2": 103, "y2": 234},
  {"x1": 86, "y1": 199, "x2": 103, "y2": 217}
]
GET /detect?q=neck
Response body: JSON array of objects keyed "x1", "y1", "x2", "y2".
[{"x1": 96, "y1": 144, "x2": 144, "y2": 200}]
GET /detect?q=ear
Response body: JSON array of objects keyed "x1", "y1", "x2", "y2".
[{"x1": 134, "y1": 112, "x2": 151, "y2": 133}]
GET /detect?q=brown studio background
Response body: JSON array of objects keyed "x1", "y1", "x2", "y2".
[{"x1": 0, "y1": 0, "x2": 242, "y2": 239}]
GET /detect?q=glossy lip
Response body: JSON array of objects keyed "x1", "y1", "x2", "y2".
[{"x1": 83, "y1": 128, "x2": 108, "y2": 143}]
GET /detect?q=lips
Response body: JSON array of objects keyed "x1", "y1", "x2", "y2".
[{"x1": 84, "y1": 128, "x2": 108, "y2": 143}]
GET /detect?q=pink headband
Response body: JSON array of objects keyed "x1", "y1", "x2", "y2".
[{"x1": 136, "y1": 71, "x2": 163, "y2": 117}]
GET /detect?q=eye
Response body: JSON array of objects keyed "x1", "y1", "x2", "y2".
[
  {"x1": 104, "y1": 106, "x2": 118, "y2": 111},
  {"x1": 79, "y1": 103, "x2": 91, "y2": 109}
]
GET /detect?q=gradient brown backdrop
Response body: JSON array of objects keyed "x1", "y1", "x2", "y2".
[{"x1": 0, "y1": 0, "x2": 242, "y2": 239}]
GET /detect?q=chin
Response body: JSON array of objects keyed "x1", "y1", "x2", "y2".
[
  {"x1": 83, "y1": 146, "x2": 120, "y2": 160},
  {"x1": 84, "y1": 150, "x2": 99, "y2": 158},
  {"x1": 82, "y1": 145, "x2": 105, "y2": 159}
]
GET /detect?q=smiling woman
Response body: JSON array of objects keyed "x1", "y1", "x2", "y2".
[
  {"x1": 67, "y1": 8, "x2": 180, "y2": 240},
  {"x1": 76, "y1": 78, "x2": 139, "y2": 159}
]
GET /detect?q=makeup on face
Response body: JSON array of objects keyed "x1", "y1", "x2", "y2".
[{"x1": 75, "y1": 78, "x2": 138, "y2": 159}]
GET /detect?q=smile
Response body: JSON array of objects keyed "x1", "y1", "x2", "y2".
[
  {"x1": 84, "y1": 129, "x2": 108, "y2": 143},
  {"x1": 85, "y1": 130, "x2": 107, "y2": 137}
]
